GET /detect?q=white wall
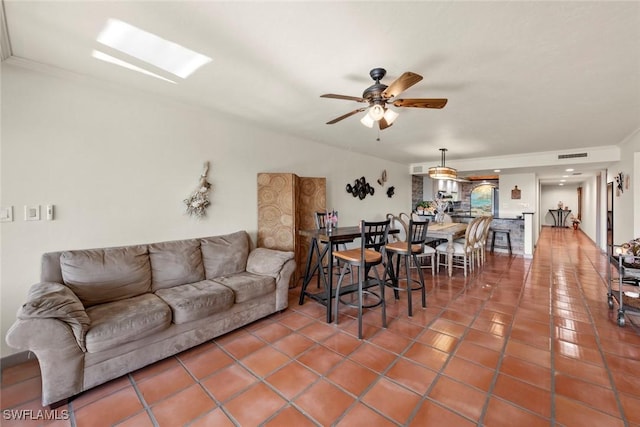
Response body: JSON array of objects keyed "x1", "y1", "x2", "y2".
[
  {"x1": 498, "y1": 173, "x2": 536, "y2": 218},
  {"x1": 607, "y1": 129, "x2": 640, "y2": 244},
  {"x1": 540, "y1": 184, "x2": 580, "y2": 227},
  {"x1": 0, "y1": 62, "x2": 412, "y2": 357}
]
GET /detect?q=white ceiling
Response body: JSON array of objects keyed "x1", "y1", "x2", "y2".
[{"x1": 3, "y1": 1, "x2": 639, "y2": 184}]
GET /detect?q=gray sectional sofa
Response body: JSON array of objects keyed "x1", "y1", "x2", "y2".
[{"x1": 5, "y1": 231, "x2": 295, "y2": 406}]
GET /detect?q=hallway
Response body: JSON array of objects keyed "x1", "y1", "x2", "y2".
[{"x1": 2, "y1": 227, "x2": 640, "y2": 426}]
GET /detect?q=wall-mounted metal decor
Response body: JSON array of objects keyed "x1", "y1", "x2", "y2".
[
  {"x1": 386, "y1": 186, "x2": 395, "y2": 198},
  {"x1": 346, "y1": 176, "x2": 374, "y2": 200}
]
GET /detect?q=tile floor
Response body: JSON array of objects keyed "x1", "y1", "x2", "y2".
[{"x1": 2, "y1": 227, "x2": 640, "y2": 426}]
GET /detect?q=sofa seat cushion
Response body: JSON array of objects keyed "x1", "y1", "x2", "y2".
[
  {"x1": 85, "y1": 293, "x2": 171, "y2": 353},
  {"x1": 60, "y1": 246, "x2": 151, "y2": 307},
  {"x1": 213, "y1": 272, "x2": 276, "y2": 304},
  {"x1": 149, "y1": 239, "x2": 204, "y2": 291},
  {"x1": 155, "y1": 280, "x2": 234, "y2": 325}
]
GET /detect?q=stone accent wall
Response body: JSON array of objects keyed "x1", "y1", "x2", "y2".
[{"x1": 412, "y1": 175, "x2": 423, "y2": 211}]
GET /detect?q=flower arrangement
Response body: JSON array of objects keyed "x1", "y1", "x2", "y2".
[
  {"x1": 184, "y1": 162, "x2": 212, "y2": 218},
  {"x1": 569, "y1": 214, "x2": 581, "y2": 229}
]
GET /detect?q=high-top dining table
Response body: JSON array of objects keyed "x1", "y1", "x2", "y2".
[
  {"x1": 298, "y1": 226, "x2": 397, "y2": 323},
  {"x1": 426, "y1": 222, "x2": 468, "y2": 277},
  {"x1": 299, "y1": 222, "x2": 468, "y2": 323}
]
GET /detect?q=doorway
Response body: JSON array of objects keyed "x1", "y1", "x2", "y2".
[{"x1": 607, "y1": 181, "x2": 614, "y2": 254}]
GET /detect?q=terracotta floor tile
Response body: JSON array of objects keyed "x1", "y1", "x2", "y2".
[
  {"x1": 278, "y1": 311, "x2": 315, "y2": 330},
  {"x1": 272, "y1": 332, "x2": 315, "y2": 357},
  {"x1": 263, "y1": 405, "x2": 317, "y2": 427},
  {"x1": 326, "y1": 360, "x2": 379, "y2": 397},
  {"x1": 554, "y1": 353, "x2": 611, "y2": 387},
  {"x1": 240, "y1": 345, "x2": 291, "y2": 377},
  {"x1": 403, "y1": 342, "x2": 449, "y2": 371},
  {"x1": 297, "y1": 320, "x2": 337, "y2": 342},
  {"x1": 335, "y1": 402, "x2": 397, "y2": 427},
  {"x1": 131, "y1": 357, "x2": 180, "y2": 382},
  {"x1": 504, "y1": 340, "x2": 551, "y2": 369},
  {"x1": 499, "y1": 355, "x2": 551, "y2": 390},
  {"x1": 417, "y1": 329, "x2": 460, "y2": 352},
  {"x1": 509, "y1": 327, "x2": 551, "y2": 350},
  {"x1": 385, "y1": 358, "x2": 437, "y2": 395},
  {"x1": 464, "y1": 329, "x2": 506, "y2": 351},
  {"x1": 201, "y1": 363, "x2": 258, "y2": 402},
  {"x1": 611, "y1": 371, "x2": 640, "y2": 397},
  {"x1": 362, "y1": 377, "x2": 421, "y2": 424},
  {"x1": 429, "y1": 318, "x2": 467, "y2": 338},
  {"x1": 180, "y1": 346, "x2": 235, "y2": 379},
  {"x1": 483, "y1": 396, "x2": 549, "y2": 427},
  {"x1": 296, "y1": 344, "x2": 344, "y2": 375},
  {"x1": 294, "y1": 379, "x2": 355, "y2": 426},
  {"x1": 1, "y1": 359, "x2": 40, "y2": 387},
  {"x1": 554, "y1": 373, "x2": 620, "y2": 416},
  {"x1": 223, "y1": 382, "x2": 287, "y2": 426},
  {"x1": 455, "y1": 341, "x2": 501, "y2": 370},
  {"x1": 369, "y1": 329, "x2": 412, "y2": 354},
  {"x1": 113, "y1": 410, "x2": 154, "y2": 427},
  {"x1": 555, "y1": 395, "x2": 625, "y2": 427},
  {"x1": 470, "y1": 317, "x2": 510, "y2": 337},
  {"x1": 349, "y1": 343, "x2": 397, "y2": 373},
  {"x1": 321, "y1": 331, "x2": 362, "y2": 356},
  {"x1": 136, "y1": 364, "x2": 194, "y2": 404},
  {"x1": 188, "y1": 408, "x2": 236, "y2": 427},
  {"x1": 219, "y1": 333, "x2": 267, "y2": 360},
  {"x1": 0, "y1": 376, "x2": 41, "y2": 409},
  {"x1": 251, "y1": 322, "x2": 293, "y2": 343},
  {"x1": 428, "y1": 376, "x2": 487, "y2": 422},
  {"x1": 75, "y1": 386, "x2": 143, "y2": 427},
  {"x1": 492, "y1": 373, "x2": 551, "y2": 418},
  {"x1": 620, "y1": 393, "x2": 640, "y2": 424},
  {"x1": 409, "y1": 399, "x2": 476, "y2": 427},
  {"x1": 265, "y1": 361, "x2": 319, "y2": 400},
  {"x1": 554, "y1": 340, "x2": 604, "y2": 365},
  {"x1": 442, "y1": 356, "x2": 495, "y2": 392}
]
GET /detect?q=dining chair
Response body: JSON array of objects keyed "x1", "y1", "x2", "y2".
[
  {"x1": 386, "y1": 213, "x2": 407, "y2": 243},
  {"x1": 475, "y1": 215, "x2": 493, "y2": 267},
  {"x1": 314, "y1": 211, "x2": 353, "y2": 284},
  {"x1": 413, "y1": 212, "x2": 445, "y2": 247},
  {"x1": 333, "y1": 219, "x2": 390, "y2": 339},
  {"x1": 437, "y1": 218, "x2": 479, "y2": 277},
  {"x1": 384, "y1": 219, "x2": 428, "y2": 316}
]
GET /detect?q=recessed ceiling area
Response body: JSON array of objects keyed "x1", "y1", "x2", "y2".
[{"x1": 2, "y1": 1, "x2": 638, "y2": 184}]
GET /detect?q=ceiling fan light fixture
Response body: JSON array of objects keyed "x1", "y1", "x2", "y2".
[
  {"x1": 383, "y1": 107, "x2": 399, "y2": 125},
  {"x1": 428, "y1": 148, "x2": 457, "y2": 180},
  {"x1": 368, "y1": 104, "x2": 385, "y2": 121},
  {"x1": 360, "y1": 112, "x2": 375, "y2": 128}
]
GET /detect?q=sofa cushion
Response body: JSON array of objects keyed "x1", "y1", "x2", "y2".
[
  {"x1": 155, "y1": 280, "x2": 235, "y2": 324},
  {"x1": 213, "y1": 272, "x2": 276, "y2": 303},
  {"x1": 149, "y1": 239, "x2": 204, "y2": 291},
  {"x1": 85, "y1": 293, "x2": 171, "y2": 353},
  {"x1": 246, "y1": 248, "x2": 295, "y2": 277},
  {"x1": 17, "y1": 282, "x2": 90, "y2": 352},
  {"x1": 60, "y1": 246, "x2": 151, "y2": 307},
  {"x1": 201, "y1": 231, "x2": 250, "y2": 279}
]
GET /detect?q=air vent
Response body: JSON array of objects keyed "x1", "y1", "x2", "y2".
[
  {"x1": 558, "y1": 152, "x2": 588, "y2": 159},
  {"x1": 413, "y1": 166, "x2": 423, "y2": 173},
  {"x1": 572, "y1": 172, "x2": 583, "y2": 176}
]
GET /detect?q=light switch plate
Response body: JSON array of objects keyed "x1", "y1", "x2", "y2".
[
  {"x1": 0, "y1": 206, "x2": 13, "y2": 222},
  {"x1": 24, "y1": 205, "x2": 40, "y2": 221}
]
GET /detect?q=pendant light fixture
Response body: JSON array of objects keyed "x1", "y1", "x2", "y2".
[{"x1": 428, "y1": 148, "x2": 457, "y2": 180}]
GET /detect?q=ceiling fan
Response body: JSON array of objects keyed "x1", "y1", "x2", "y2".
[{"x1": 321, "y1": 68, "x2": 448, "y2": 130}]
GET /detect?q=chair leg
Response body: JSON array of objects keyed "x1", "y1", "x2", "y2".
[
  {"x1": 404, "y1": 255, "x2": 412, "y2": 317},
  {"x1": 333, "y1": 263, "x2": 350, "y2": 325},
  {"x1": 413, "y1": 253, "x2": 426, "y2": 309},
  {"x1": 372, "y1": 266, "x2": 387, "y2": 330}
]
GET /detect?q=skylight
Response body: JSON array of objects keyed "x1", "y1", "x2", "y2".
[
  {"x1": 95, "y1": 18, "x2": 211, "y2": 80},
  {"x1": 92, "y1": 50, "x2": 176, "y2": 84}
]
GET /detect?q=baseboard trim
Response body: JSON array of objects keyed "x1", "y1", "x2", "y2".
[{"x1": 1, "y1": 350, "x2": 36, "y2": 369}]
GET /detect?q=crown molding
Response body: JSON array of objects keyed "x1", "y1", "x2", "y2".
[{"x1": 0, "y1": 1, "x2": 12, "y2": 61}]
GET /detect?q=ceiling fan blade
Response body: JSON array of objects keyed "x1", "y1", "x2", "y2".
[
  {"x1": 321, "y1": 94, "x2": 366, "y2": 103},
  {"x1": 382, "y1": 72, "x2": 423, "y2": 98},
  {"x1": 326, "y1": 108, "x2": 367, "y2": 124},
  {"x1": 393, "y1": 98, "x2": 448, "y2": 109},
  {"x1": 378, "y1": 117, "x2": 393, "y2": 130}
]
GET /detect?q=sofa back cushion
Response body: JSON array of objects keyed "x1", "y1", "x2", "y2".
[
  {"x1": 149, "y1": 239, "x2": 204, "y2": 291},
  {"x1": 201, "y1": 231, "x2": 250, "y2": 279},
  {"x1": 60, "y1": 246, "x2": 151, "y2": 307}
]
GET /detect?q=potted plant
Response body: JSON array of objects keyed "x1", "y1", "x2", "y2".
[{"x1": 570, "y1": 214, "x2": 581, "y2": 230}]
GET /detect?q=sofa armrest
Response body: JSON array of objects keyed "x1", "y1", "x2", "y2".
[
  {"x1": 16, "y1": 282, "x2": 90, "y2": 352},
  {"x1": 246, "y1": 248, "x2": 294, "y2": 277}
]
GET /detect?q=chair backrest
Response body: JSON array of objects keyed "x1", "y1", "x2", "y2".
[
  {"x1": 407, "y1": 219, "x2": 429, "y2": 252},
  {"x1": 399, "y1": 212, "x2": 412, "y2": 226},
  {"x1": 463, "y1": 217, "x2": 482, "y2": 251},
  {"x1": 386, "y1": 213, "x2": 407, "y2": 242},
  {"x1": 361, "y1": 219, "x2": 391, "y2": 253},
  {"x1": 442, "y1": 213, "x2": 453, "y2": 223},
  {"x1": 314, "y1": 211, "x2": 326, "y2": 229}
]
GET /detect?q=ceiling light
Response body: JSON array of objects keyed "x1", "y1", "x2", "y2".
[
  {"x1": 494, "y1": 169, "x2": 501, "y2": 173},
  {"x1": 559, "y1": 183, "x2": 564, "y2": 186},
  {"x1": 383, "y1": 108, "x2": 399, "y2": 125},
  {"x1": 360, "y1": 113, "x2": 375, "y2": 128},
  {"x1": 368, "y1": 104, "x2": 385, "y2": 121},
  {"x1": 96, "y1": 18, "x2": 211, "y2": 79},
  {"x1": 428, "y1": 148, "x2": 457, "y2": 180},
  {"x1": 565, "y1": 168, "x2": 574, "y2": 172}
]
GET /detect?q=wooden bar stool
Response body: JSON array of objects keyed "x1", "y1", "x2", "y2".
[{"x1": 490, "y1": 228, "x2": 512, "y2": 254}]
